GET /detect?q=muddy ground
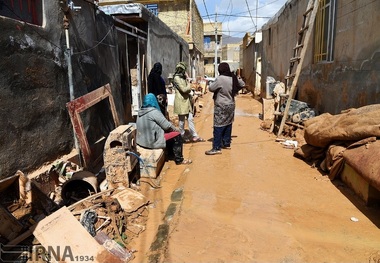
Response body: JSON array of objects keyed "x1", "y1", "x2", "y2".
[{"x1": 131, "y1": 92, "x2": 380, "y2": 263}]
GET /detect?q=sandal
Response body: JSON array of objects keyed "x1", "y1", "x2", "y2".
[
  {"x1": 192, "y1": 137, "x2": 205, "y2": 142},
  {"x1": 177, "y1": 159, "x2": 192, "y2": 165}
]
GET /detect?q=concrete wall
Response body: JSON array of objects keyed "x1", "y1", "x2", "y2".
[
  {"x1": 156, "y1": 0, "x2": 202, "y2": 79},
  {"x1": 242, "y1": 34, "x2": 258, "y2": 94},
  {"x1": 0, "y1": 1, "x2": 124, "y2": 178},
  {"x1": 190, "y1": 0, "x2": 204, "y2": 78},
  {"x1": 101, "y1": 0, "x2": 203, "y2": 78},
  {"x1": 260, "y1": 0, "x2": 380, "y2": 114},
  {"x1": 144, "y1": 5, "x2": 190, "y2": 83}
]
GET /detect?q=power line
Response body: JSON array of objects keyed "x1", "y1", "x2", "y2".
[
  {"x1": 201, "y1": 0, "x2": 282, "y2": 19},
  {"x1": 202, "y1": 14, "x2": 271, "y2": 19},
  {"x1": 244, "y1": 0, "x2": 257, "y2": 31},
  {"x1": 202, "y1": 0, "x2": 214, "y2": 25}
]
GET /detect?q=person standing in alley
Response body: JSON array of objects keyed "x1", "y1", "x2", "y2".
[
  {"x1": 205, "y1": 62, "x2": 245, "y2": 155},
  {"x1": 172, "y1": 62, "x2": 205, "y2": 143},
  {"x1": 147, "y1": 62, "x2": 168, "y2": 119}
]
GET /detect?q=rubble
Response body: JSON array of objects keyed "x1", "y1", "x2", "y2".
[{"x1": 0, "y1": 157, "x2": 150, "y2": 262}]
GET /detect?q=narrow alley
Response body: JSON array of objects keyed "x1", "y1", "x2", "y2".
[{"x1": 135, "y1": 92, "x2": 380, "y2": 263}]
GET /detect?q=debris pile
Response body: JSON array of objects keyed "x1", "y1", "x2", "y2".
[{"x1": 0, "y1": 157, "x2": 150, "y2": 262}]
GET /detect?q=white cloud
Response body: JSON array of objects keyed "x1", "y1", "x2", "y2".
[{"x1": 195, "y1": 0, "x2": 288, "y2": 37}]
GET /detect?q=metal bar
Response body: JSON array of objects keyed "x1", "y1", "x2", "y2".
[
  {"x1": 115, "y1": 26, "x2": 147, "y2": 41},
  {"x1": 113, "y1": 17, "x2": 148, "y2": 36}
]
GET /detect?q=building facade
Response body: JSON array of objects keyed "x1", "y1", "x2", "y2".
[
  {"x1": 256, "y1": 0, "x2": 380, "y2": 114},
  {"x1": 102, "y1": 0, "x2": 205, "y2": 79},
  {"x1": 203, "y1": 22, "x2": 222, "y2": 77},
  {"x1": 0, "y1": 0, "x2": 189, "y2": 178}
]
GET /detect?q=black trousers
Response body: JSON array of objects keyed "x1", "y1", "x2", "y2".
[{"x1": 165, "y1": 134, "x2": 184, "y2": 164}]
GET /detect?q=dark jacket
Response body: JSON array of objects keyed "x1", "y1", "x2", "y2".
[{"x1": 148, "y1": 62, "x2": 166, "y2": 96}]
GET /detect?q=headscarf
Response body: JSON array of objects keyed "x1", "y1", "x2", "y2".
[
  {"x1": 174, "y1": 62, "x2": 187, "y2": 77},
  {"x1": 218, "y1": 62, "x2": 240, "y2": 96},
  {"x1": 142, "y1": 93, "x2": 160, "y2": 111},
  {"x1": 151, "y1": 62, "x2": 162, "y2": 75},
  {"x1": 218, "y1": 62, "x2": 232, "y2": 77}
]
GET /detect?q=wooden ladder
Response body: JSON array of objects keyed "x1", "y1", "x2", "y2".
[{"x1": 274, "y1": 0, "x2": 319, "y2": 137}]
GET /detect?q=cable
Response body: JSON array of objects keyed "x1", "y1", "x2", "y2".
[
  {"x1": 72, "y1": 26, "x2": 115, "y2": 55},
  {"x1": 126, "y1": 151, "x2": 162, "y2": 189},
  {"x1": 202, "y1": 0, "x2": 214, "y2": 25},
  {"x1": 244, "y1": 0, "x2": 256, "y2": 31}
]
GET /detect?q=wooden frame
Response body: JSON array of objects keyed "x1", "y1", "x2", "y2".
[{"x1": 66, "y1": 84, "x2": 120, "y2": 168}]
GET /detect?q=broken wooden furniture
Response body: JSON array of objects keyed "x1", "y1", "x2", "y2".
[
  {"x1": 103, "y1": 124, "x2": 138, "y2": 189},
  {"x1": 34, "y1": 206, "x2": 133, "y2": 263}
]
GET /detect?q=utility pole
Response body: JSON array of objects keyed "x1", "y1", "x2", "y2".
[
  {"x1": 214, "y1": 13, "x2": 218, "y2": 78},
  {"x1": 256, "y1": 0, "x2": 258, "y2": 32}
]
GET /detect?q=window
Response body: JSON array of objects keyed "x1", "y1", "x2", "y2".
[
  {"x1": 0, "y1": 0, "x2": 43, "y2": 26},
  {"x1": 314, "y1": 0, "x2": 336, "y2": 62},
  {"x1": 204, "y1": 36, "x2": 211, "y2": 50}
]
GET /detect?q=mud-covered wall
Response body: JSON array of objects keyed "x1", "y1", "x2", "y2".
[
  {"x1": 146, "y1": 8, "x2": 190, "y2": 85},
  {"x1": 260, "y1": 0, "x2": 306, "y2": 94},
  {"x1": 242, "y1": 34, "x2": 258, "y2": 94},
  {"x1": 260, "y1": 0, "x2": 380, "y2": 114},
  {"x1": 0, "y1": 1, "x2": 124, "y2": 179}
]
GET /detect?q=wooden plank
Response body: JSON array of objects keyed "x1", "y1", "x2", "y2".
[
  {"x1": 33, "y1": 206, "x2": 125, "y2": 263},
  {"x1": 277, "y1": 0, "x2": 319, "y2": 137},
  {"x1": 0, "y1": 205, "x2": 23, "y2": 241}
]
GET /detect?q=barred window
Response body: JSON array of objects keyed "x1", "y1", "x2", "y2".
[
  {"x1": 314, "y1": 0, "x2": 336, "y2": 63},
  {"x1": 0, "y1": 0, "x2": 43, "y2": 26}
]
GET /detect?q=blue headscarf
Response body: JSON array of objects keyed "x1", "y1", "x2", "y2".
[{"x1": 142, "y1": 93, "x2": 160, "y2": 111}]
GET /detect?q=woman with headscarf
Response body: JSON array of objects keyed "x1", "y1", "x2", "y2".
[
  {"x1": 147, "y1": 62, "x2": 168, "y2": 118},
  {"x1": 136, "y1": 93, "x2": 192, "y2": 165},
  {"x1": 205, "y1": 62, "x2": 245, "y2": 155},
  {"x1": 172, "y1": 62, "x2": 205, "y2": 143}
]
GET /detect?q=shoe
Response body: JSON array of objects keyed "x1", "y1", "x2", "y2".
[
  {"x1": 205, "y1": 149, "x2": 222, "y2": 155},
  {"x1": 222, "y1": 145, "x2": 231, "y2": 149},
  {"x1": 176, "y1": 159, "x2": 192, "y2": 165},
  {"x1": 192, "y1": 136, "x2": 205, "y2": 142}
]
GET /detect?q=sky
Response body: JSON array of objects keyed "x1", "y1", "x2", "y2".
[{"x1": 194, "y1": 0, "x2": 288, "y2": 38}]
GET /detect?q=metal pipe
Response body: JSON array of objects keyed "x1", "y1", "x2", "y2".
[
  {"x1": 65, "y1": 28, "x2": 75, "y2": 101},
  {"x1": 214, "y1": 19, "x2": 218, "y2": 78},
  {"x1": 64, "y1": 15, "x2": 82, "y2": 166}
]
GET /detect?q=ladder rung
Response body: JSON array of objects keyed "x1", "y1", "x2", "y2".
[
  {"x1": 285, "y1": 73, "x2": 296, "y2": 79},
  {"x1": 274, "y1": 111, "x2": 283, "y2": 116},
  {"x1": 298, "y1": 25, "x2": 309, "y2": 34},
  {"x1": 290, "y1": 57, "x2": 300, "y2": 63},
  {"x1": 279, "y1": 93, "x2": 289, "y2": 98},
  {"x1": 303, "y1": 7, "x2": 313, "y2": 16},
  {"x1": 293, "y1": 44, "x2": 303, "y2": 50}
]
